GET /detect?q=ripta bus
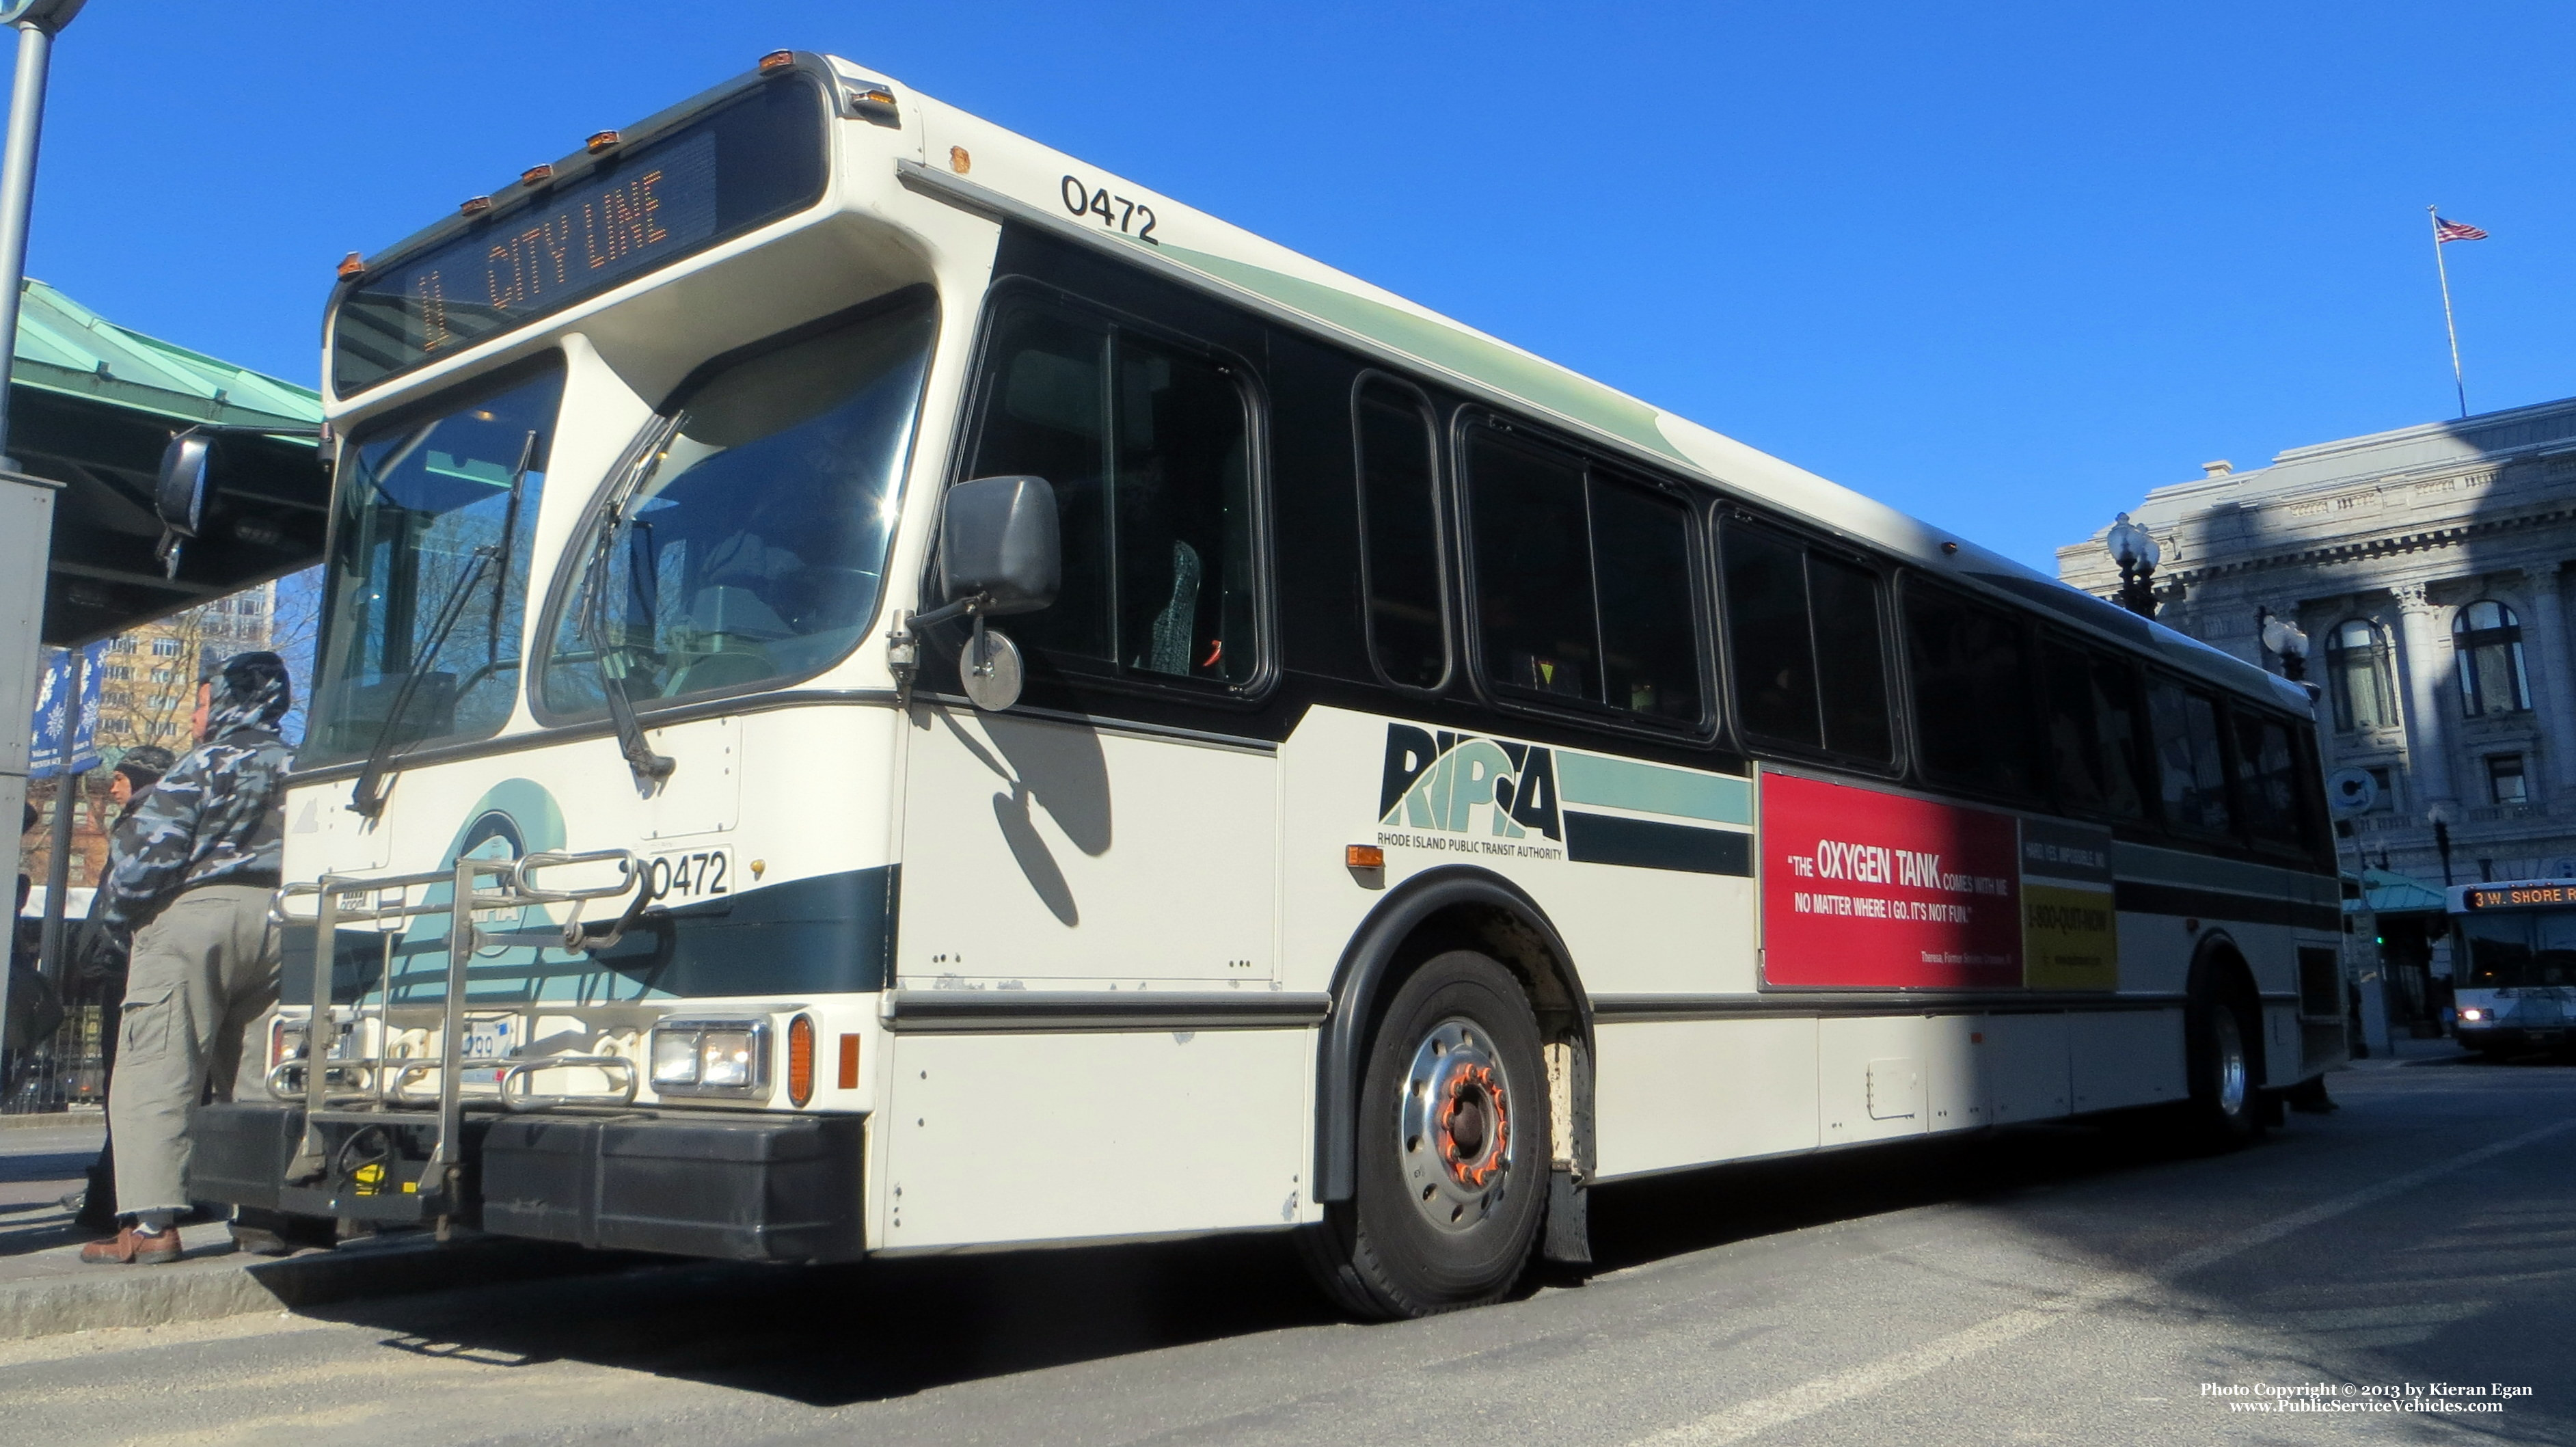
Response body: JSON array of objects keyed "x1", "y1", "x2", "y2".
[
  {"x1": 181, "y1": 49, "x2": 2346, "y2": 1318},
  {"x1": 2450, "y1": 880, "x2": 2576, "y2": 1056}
]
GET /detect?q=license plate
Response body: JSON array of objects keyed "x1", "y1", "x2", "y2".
[
  {"x1": 460, "y1": 1019, "x2": 515, "y2": 1061},
  {"x1": 647, "y1": 847, "x2": 734, "y2": 902}
]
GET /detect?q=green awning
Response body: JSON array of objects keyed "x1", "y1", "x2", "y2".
[
  {"x1": 2353, "y1": 867, "x2": 2448, "y2": 916},
  {"x1": 9, "y1": 278, "x2": 328, "y2": 644}
]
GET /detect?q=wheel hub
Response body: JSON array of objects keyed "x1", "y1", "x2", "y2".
[{"x1": 1399, "y1": 1019, "x2": 1516, "y2": 1232}]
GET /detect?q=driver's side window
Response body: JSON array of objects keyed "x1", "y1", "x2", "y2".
[{"x1": 966, "y1": 296, "x2": 1258, "y2": 688}]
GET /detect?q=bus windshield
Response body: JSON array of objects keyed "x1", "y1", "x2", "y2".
[
  {"x1": 539, "y1": 288, "x2": 936, "y2": 718},
  {"x1": 306, "y1": 361, "x2": 565, "y2": 765},
  {"x1": 2461, "y1": 908, "x2": 2576, "y2": 989}
]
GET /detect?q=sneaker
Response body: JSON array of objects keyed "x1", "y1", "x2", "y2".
[{"x1": 79, "y1": 1225, "x2": 182, "y2": 1266}]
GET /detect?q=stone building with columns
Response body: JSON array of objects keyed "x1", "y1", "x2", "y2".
[{"x1": 2059, "y1": 394, "x2": 2576, "y2": 888}]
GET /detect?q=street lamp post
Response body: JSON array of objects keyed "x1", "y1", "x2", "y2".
[
  {"x1": 2258, "y1": 609, "x2": 2310, "y2": 682},
  {"x1": 2427, "y1": 801, "x2": 2455, "y2": 888},
  {"x1": 0, "y1": 0, "x2": 84, "y2": 466},
  {"x1": 2106, "y1": 512, "x2": 2162, "y2": 619},
  {"x1": 0, "y1": 0, "x2": 83, "y2": 1091}
]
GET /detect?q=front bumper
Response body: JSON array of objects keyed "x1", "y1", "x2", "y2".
[{"x1": 190, "y1": 1102, "x2": 865, "y2": 1262}]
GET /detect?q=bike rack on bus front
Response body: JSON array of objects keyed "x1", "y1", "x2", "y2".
[{"x1": 267, "y1": 848, "x2": 640, "y2": 1221}]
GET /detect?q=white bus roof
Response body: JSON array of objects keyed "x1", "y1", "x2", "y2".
[{"x1": 347, "y1": 50, "x2": 2307, "y2": 715}]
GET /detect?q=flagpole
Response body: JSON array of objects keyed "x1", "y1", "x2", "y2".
[{"x1": 2430, "y1": 204, "x2": 2467, "y2": 419}]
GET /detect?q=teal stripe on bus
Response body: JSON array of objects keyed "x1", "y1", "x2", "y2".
[{"x1": 1554, "y1": 753, "x2": 1752, "y2": 826}]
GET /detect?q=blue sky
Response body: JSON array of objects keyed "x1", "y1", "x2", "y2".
[{"x1": 16, "y1": 2, "x2": 2575, "y2": 575}]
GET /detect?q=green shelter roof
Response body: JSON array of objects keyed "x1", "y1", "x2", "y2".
[
  {"x1": 12, "y1": 277, "x2": 320, "y2": 429},
  {"x1": 10, "y1": 278, "x2": 328, "y2": 645}
]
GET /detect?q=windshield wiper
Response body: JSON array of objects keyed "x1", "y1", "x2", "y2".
[
  {"x1": 347, "y1": 542, "x2": 497, "y2": 819},
  {"x1": 347, "y1": 433, "x2": 538, "y2": 820},
  {"x1": 575, "y1": 416, "x2": 681, "y2": 787}
]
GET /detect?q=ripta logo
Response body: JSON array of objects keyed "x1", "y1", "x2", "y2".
[{"x1": 1379, "y1": 725, "x2": 1562, "y2": 841}]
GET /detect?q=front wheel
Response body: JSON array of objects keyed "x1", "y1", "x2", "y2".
[{"x1": 1299, "y1": 950, "x2": 1549, "y2": 1319}]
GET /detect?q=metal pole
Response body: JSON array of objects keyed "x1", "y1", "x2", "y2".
[
  {"x1": 0, "y1": 18, "x2": 57, "y2": 466},
  {"x1": 2428, "y1": 205, "x2": 2467, "y2": 421},
  {"x1": 33, "y1": 640, "x2": 72, "y2": 982}
]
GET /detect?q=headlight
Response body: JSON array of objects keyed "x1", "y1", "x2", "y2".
[
  {"x1": 2458, "y1": 1008, "x2": 2486, "y2": 1023},
  {"x1": 648, "y1": 1019, "x2": 770, "y2": 1098},
  {"x1": 651, "y1": 1029, "x2": 702, "y2": 1085},
  {"x1": 700, "y1": 1029, "x2": 757, "y2": 1087}
]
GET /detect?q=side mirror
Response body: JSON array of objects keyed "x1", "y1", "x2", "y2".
[
  {"x1": 939, "y1": 475, "x2": 1059, "y2": 616},
  {"x1": 153, "y1": 430, "x2": 215, "y2": 579}
]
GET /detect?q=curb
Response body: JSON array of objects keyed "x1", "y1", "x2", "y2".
[
  {"x1": 0, "y1": 1109, "x2": 105, "y2": 1131},
  {"x1": 0, "y1": 1232, "x2": 625, "y2": 1342}
]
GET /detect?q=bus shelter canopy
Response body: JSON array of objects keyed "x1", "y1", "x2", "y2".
[
  {"x1": 8, "y1": 278, "x2": 326, "y2": 645},
  {"x1": 2355, "y1": 867, "x2": 2448, "y2": 917}
]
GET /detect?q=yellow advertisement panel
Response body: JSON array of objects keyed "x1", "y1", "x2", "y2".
[{"x1": 2022, "y1": 882, "x2": 2118, "y2": 990}]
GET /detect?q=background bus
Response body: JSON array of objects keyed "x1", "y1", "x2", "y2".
[
  {"x1": 172, "y1": 49, "x2": 2346, "y2": 1321},
  {"x1": 2451, "y1": 881, "x2": 2576, "y2": 1056}
]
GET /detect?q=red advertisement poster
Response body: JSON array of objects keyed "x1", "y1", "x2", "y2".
[{"x1": 1760, "y1": 772, "x2": 2022, "y2": 988}]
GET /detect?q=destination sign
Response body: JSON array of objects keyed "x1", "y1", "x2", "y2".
[
  {"x1": 2463, "y1": 882, "x2": 2576, "y2": 910},
  {"x1": 332, "y1": 75, "x2": 828, "y2": 394}
]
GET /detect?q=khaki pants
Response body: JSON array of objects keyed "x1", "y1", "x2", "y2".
[{"x1": 108, "y1": 884, "x2": 280, "y2": 1215}]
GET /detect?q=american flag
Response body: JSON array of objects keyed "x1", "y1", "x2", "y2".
[{"x1": 2435, "y1": 217, "x2": 2489, "y2": 243}]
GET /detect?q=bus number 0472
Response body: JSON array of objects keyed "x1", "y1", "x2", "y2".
[
  {"x1": 647, "y1": 849, "x2": 729, "y2": 901},
  {"x1": 1061, "y1": 174, "x2": 1158, "y2": 243}
]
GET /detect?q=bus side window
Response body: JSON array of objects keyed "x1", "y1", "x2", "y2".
[
  {"x1": 966, "y1": 297, "x2": 1258, "y2": 686},
  {"x1": 1353, "y1": 377, "x2": 1447, "y2": 691},
  {"x1": 2232, "y1": 709, "x2": 2305, "y2": 850},
  {"x1": 1721, "y1": 526, "x2": 1819, "y2": 746},
  {"x1": 2146, "y1": 679, "x2": 2233, "y2": 836},
  {"x1": 1902, "y1": 583, "x2": 2038, "y2": 798},
  {"x1": 1467, "y1": 429, "x2": 1702, "y2": 723},
  {"x1": 2088, "y1": 653, "x2": 2150, "y2": 820},
  {"x1": 971, "y1": 301, "x2": 1113, "y2": 662},
  {"x1": 1591, "y1": 477, "x2": 1701, "y2": 722},
  {"x1": 1722, "y1": 526, "x2": 1892, "y2": 762},
  {"x1": 2039, "y1": 640, "x2": 2106, "y2": 809},
  {"x1": 1809, "y1": 556, "x2": 1892, "y2": 761},
  {"x1": 1471, "y1": 432, "x2": 1595, "y2": 700}
]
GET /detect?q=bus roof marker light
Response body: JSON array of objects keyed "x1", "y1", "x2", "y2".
[
  {"x1": 459, "y1": 195, "x2": 491, "y2": 216},
  {"x1": 586, "y1": 130, "x2": 620, "y2": 154},
  {"x1": 336, "y1": 252, "x2": 366, "y2": 280},
  {"x1": 758, "y1": 49, "x2": 795, "y2": 72},
  {"x1": 519, "y1": 163, "x2": 554, "y2": 188}
]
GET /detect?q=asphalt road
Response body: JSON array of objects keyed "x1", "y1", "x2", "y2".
[{"x1": 3, "y1": 1051, "x2": 2571, "y2": 1447}]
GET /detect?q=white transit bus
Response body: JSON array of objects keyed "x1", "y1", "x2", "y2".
[
  {"x1": 179, "y1": 50, "x2": 2346, "y2": 1318},
  {"x1": 2450, "y1": 880, "x2": 2576, "y2": 1056}
]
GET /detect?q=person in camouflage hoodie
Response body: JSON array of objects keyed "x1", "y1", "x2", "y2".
[{"x1": 81, "y1": 652, "x2": 294, "y2": 1266}]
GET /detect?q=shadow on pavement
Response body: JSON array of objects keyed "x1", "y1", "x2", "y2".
[{"x1": 297, "y1": 1117, "x2": 2197, "y2": 1409}]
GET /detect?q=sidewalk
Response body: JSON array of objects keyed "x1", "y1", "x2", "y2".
[
  {"x1": 2346, "y1": 1033, "x2": 2471, "y2": 1072},
  {"x1": 0, "y1": 1113, "x2": 623, "y2": 1340}
]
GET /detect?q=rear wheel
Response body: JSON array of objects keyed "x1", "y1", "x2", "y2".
[
  {"x1": 1300, "y1": 950, "x2": 1548, "y2": 1319},
  {"x1": 2183, "y1": 974, "x2": 2265, "y2": 1150}
]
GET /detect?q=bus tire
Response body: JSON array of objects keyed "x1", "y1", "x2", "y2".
[
  {"x1": 2182, "y1": 975, "x2": 2265, "y2": 1150},
  {"x1": 1300, "y1": 949, "x2": 1548, "y2": 1319}
]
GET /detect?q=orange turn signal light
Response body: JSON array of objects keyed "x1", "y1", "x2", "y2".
[
  {"x1": 759, "y1": 49, "x2": 795, "y2": 72},
  {"x1": 336, "y1": 251, "x2": 366, "y2": 280},
  {"x1": 949, "y1": 146, "x2": 972, "y2": 174},
  {"x1": 1346, "y1": 845, "x2": 1385, "y2": 869},
  {"x1": 837, "y1": 1033, "x2": 860, "y2": 1090},
  {"x1": 586, "y1": 130, "x2": 621, "y2": 154},
  {"x1": 786, "y1": 1014, "x2": 815, "y2": 1107}
]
